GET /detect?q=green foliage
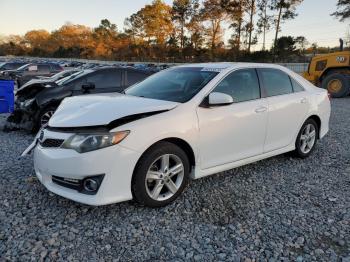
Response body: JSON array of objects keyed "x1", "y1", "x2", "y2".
[{"x1": 331, "y1": 0, "x2": 350, "y2": 21}]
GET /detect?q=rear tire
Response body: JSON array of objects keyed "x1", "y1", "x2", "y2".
[
  {"x1": 293, "y1": 119, "x2": 319, "y2": 158},
  {"x1": 321, "y1": 73, "x2": 350, "y2": 98},
  {"x1": 131, "y1": 142, "x2": 190, "y2": 208}
]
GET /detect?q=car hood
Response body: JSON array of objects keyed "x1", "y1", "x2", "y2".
[{"x1": 49, "y1": 93, "x2": 179, "y2": 128}]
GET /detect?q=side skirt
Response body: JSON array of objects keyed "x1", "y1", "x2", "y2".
[{"x1": 193, "y1": 145, "x2": 295, "y2": 179}]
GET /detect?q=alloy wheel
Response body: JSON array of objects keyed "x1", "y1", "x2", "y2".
[
  {"x1": 299, "y1": 123, "x2": 316, "y2": 154},
  {"x1": 145, "y1": 154, "x2": 184, "y2": 201},
  {"x1": 40, "y1": 111, "x2": 54, "y2": 127}
]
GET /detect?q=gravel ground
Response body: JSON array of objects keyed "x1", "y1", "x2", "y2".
[{"x1": 0, "y1": 98, "x2": 349, "y2": 261}]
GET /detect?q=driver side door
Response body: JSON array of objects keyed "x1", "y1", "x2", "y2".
[{"x1": 196, "y1": 68, "x2": 268, "y2": 169}]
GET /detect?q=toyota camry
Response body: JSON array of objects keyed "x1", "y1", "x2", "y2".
[{"x1": 24, "y1": 63, "x2": 331, "y2": 207}]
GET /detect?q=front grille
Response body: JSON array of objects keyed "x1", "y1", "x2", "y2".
[
  {"x1": 40, "y1": 139, "x2": 64, "y2": 148},
  {"x1": 52, "y1": 176, "x2": 83, "y2": 191}
]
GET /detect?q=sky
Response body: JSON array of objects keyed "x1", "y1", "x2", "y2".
[{"x1": 0, "y1": 0, "x2": 349, "y2": 49}]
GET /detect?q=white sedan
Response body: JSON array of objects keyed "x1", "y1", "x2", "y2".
[{"x1": 28, "y1": 63, "x2": 331, "y2": 207}]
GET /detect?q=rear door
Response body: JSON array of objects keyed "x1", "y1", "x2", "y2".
[{"x1": 257, "y1": 68, "x2": 309, "y2": 152}]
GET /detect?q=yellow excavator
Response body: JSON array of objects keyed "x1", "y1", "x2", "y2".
[{"x1": 303, "y1": 40, "x2": 350, "y2": 98}]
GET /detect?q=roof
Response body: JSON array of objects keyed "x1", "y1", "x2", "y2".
[{"x1": 177, "y1": 62, "x2": 287, "y2": 71}]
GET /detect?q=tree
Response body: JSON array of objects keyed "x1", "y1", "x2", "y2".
[
  {"x1": 331, "y1": 0, "x2": 350, "y2": 21},
  {"x1": 172, "y1": 0, "x2": 199, "y2": 51},
  {"x1": 256, "y1": 0, "x2": 273, "y2": 50},
  {"x1": 140, "y1": 0, "x2": 173, "y2": 46},
  {"x1": 93, "y1": 19, "x2": 119, "y2": 58},
  {"x1": 222, "y1": 0, "x2": 247, "y2": 54},
  {"x1": 273, "y1": 35, "x2": 296, "y2": 61},
  {"x1": 201, "y1": 0, "x2": 228, "y2": 59},
  {"x1": 270, "y1": 0, "x2": 303, "y2": 56},
  {"x1": 24, "y1": 30, "x2": 51, "y2": 55},
  {"x1": 294, "y1": 36, "x2": 308, "y2": 55},
  {"x1": 50, "y1": 23, "x2": 94, "y2": 58},
  {"x1": 187, "y1": 12, "x2": 205, "y2": 52},
  {"x1": 246, "y1": 0, "x2": 256, "y2": 53}
]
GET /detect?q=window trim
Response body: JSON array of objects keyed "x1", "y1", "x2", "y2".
[
  {"x1": 204, "y1": 68, "x2": 262, "y2": 105},
  {"x1": 289, "y1": 76, "x2": 305, "y2": 93},
  {"x1": 257, "y1": 68, "x2": 295, "y2": 98}
]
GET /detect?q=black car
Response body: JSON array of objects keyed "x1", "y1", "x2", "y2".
[
  {"x1": 0, "y1": 62, "x2": 27, "y2": 75},
  {"x1": 4, "y1": 63, "x2": 64, "y2": 87},
  {"x1": 5, "y1": 66, "x2": 153, "y2": 131}
]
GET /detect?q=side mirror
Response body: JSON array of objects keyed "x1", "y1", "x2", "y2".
[
  {"x1": 82, "y1": 82, "x2": 95, "y2": 93},
  {"x1": 207, "y1": 92, "x2": 234, "y2": 106}
]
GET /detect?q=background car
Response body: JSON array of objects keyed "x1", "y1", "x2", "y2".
[
  {"x1": 0, "y1": 62, "x2": 27, "y2": 75},
  {"x1": 5, "y1": 66, "x2": 153, "y2": 131},
  {"x1": 13, "y1": 63, "x2": 64, "y2": 87}
]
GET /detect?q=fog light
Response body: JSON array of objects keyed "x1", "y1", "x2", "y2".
[{"x1": 83, "y1": 178, "x2": 99, "y2": 192}]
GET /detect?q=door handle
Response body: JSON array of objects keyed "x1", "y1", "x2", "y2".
[
  {"x1": 300, "y1": 98, "x2": 307, "y2": 104},
  {"x1": 255, "y1": 106, "x2": 267, "y2": 113}
]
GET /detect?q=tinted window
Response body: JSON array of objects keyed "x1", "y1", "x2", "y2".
[
  {"x1": 86, "y1": 69, "x2": 122, "y2": 89},
  {"x1": 126, "y1": 69, "x2": 149, "y2": 86},
  {"x1": 259, "y1": 69, "x2": 293, "y2": 97},
  {"x1": 38, "y1": 64, "x2": 50, "y2": 71},
  {"x1": 291, "y1": 78, "x2": 305, "y2": 92},
  {"x1": 213, "y1": 69, "x2": 260, "y2": 103},
  {"x1": 125, "y1": 67, "x2": 218, "y2": 103},
  {"x1": 2, "y1": 63, "x2": 25, "y2": 70},
  {"x1": 51, "y1": 64, "x2": 62, "y2": 71}
]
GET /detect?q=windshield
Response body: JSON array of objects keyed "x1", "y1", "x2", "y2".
[
  {"x1": 125, "y1": 67, "x2": 219, "y2": 103},
  {"x1": 56, "y1": 70, "x2": 85, "y2": 85}
]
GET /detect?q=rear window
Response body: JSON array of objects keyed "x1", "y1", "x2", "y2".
[
  {"x1": 51, "y1": 64, "x2": 62, "y2": 71},
  {"x1": 38, "y1": 64, "x2": 50, "y2": 71}
]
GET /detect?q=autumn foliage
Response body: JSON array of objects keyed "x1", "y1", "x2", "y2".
[{"x1": 0, "y1": 0, "x2": 324, "y2": 62}]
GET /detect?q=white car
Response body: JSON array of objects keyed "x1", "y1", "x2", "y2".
[{"x1": 28, "y1": 63, "x2": 331, "y2": 207}]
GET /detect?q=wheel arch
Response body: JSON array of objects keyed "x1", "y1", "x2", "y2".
[
  {"x1": 305, "y1": 115, "x2": 321, "y2": 139},
  {"x1": 134, "y1": 137, "x2": 196, "y2": 174},
  {"x1": 320, "y1": 66, "x2": 350, "y2": 81}
]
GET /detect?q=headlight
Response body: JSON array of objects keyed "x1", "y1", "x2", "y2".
[{"x1": 61, "y1": 131, "x2": 130, "y2": 153}]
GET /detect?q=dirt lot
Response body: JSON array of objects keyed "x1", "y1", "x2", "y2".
[{"x1": 0, "y1": 98, "x2": 349, "y2": 261}]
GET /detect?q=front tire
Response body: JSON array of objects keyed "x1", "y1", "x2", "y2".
[
  {"x1": 132, "y1": 142, "x2": 190, "y2": 207},
  {"x1": 294, "y1": 119, "x2": 319, "y2": 158},
  {"x1": 34, "y1": 106, "x2": 57, "y2": 132}
]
